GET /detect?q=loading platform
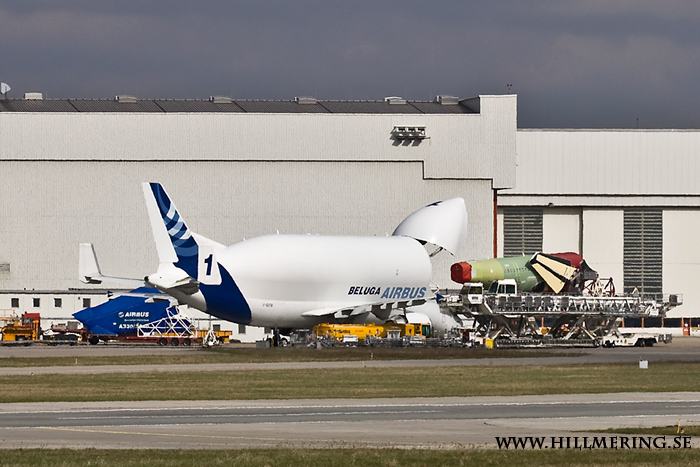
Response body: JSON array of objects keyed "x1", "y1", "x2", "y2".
[{"x1": 440, "y1": 282, "x2": 683, "y2": 347}]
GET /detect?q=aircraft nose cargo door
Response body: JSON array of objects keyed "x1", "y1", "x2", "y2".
[{"x1": 393, "y1": 198, "x2": 467, "y2": 256}]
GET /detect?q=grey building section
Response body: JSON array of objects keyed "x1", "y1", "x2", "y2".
[
  {"x1": 0, "y1": 94, "x2": 516, "y2": 292},
  {"x1": 500, "y1": 130, "x2": 700, "y2": 317}
]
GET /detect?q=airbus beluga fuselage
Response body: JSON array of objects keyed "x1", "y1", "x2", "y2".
[{"x1": 80, "y1": 183, "x2": 468, "y2": 332}]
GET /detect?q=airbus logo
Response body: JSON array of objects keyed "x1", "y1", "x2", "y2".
[
  {"x1": 380, "y1": 286, "x2": 426, "y2": 300},
  {"x1": 124, "y1": 311, "x2": 149, "y2": 318},
  {"x1": 117, "y1": 312, "x2": 150, "y2": 318},
  {"x1": 347, "y1": 286, "x2": 426, "y2": 299}
]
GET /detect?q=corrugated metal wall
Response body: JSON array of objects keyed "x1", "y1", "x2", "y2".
[
  {"x1": 511, "y1": 130, "x2": 700, "y2": 199},
  {"x1": 0, "y1": 161, "x2": 493, "y2": 290},
  {"x1": 0, "y1": 96, "x2": 517, "y2": 292},
  {"x1": 0, "y1": 95, "x2": 517, "y2": 186}
]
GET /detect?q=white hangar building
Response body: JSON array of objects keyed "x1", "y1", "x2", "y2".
[
  {"x1": 0, "y1": 92, "x2": 698, "y2": 334},
  {"x1": 0, "y1": 93, "x2": 516, "y2": 334},
  {"x1": 500, "y1": 129, "x2": 700, "y2": 320}
]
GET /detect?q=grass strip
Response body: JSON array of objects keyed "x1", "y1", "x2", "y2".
[
  {"x1": 0, "y1": 362, "x2": 698, "y2": 403},
  {"x1": 595, "y1": 425, "x2": 700, "y2": 436},
  {"x1": 0, "y1": 448, "x2": 695, "y2": 467},
  {"x1": 0, "y1": 346, "x2": 567, "y2": 367}
]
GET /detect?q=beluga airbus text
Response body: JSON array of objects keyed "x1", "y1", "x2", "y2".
[{"x1": 80, "y1": 183, "x2": 468, "y2": 332}]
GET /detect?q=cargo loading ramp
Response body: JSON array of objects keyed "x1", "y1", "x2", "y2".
[{"x1": 442, "y1": 287, "x2": 683, "y2": 347}]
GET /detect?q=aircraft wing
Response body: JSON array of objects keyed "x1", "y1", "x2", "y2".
[{"x1": 301, "y1": 298, "x2": 427, "y2": 320}]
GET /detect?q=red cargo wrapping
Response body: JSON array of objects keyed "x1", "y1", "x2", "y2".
[
  {"x1": 450, "y1": 262, "x2": 472, "y2": 284},
  {"x1": 549, "y1": 252, "x2": 584, "y2": 269}
]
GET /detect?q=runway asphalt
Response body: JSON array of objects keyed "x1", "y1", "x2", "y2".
[
  {"x1": 0, "y1": 393, "x2": 698, "y2": 449},
  {"x1": 0, "y1": 337, "x2": 698, "y2": 449}
]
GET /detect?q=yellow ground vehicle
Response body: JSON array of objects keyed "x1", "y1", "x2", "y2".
[
  {"x1": 312, "y1": 322, "x2": 431, "y2": 342},
  {"x1": 1, "y1": 312, "x2": 41, "y2": 341}
]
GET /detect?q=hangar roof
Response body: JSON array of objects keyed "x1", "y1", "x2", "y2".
[{"x1": 0, "y1": 97, "x2": 478, "y2": 114}]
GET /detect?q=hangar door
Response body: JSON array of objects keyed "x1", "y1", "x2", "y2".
[
  {"x1": 503, "y1": 207, "x2": 543, "y2": 257},
  {"x1": 623, "y1": 209, "x2": 662, "y2": 295}
]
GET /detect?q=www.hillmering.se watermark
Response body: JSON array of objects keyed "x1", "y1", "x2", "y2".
[{"x1": 495, "y1": 436, "x2": 692, "y2": 450}]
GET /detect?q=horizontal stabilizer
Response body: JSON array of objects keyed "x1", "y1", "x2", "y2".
[
  {"x1": 146, "y1": 263, "x2": 199, "y2": 295},
  {"x1": 79, "y1": 243, "x2": 145, "y2": 287}
]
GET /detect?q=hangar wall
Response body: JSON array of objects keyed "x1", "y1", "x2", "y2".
[
  {"x1": 0, "y1": 98, "x2": 516, "y2": 186},
  {"x1": 0, "y1": 95, "x2": 516, "y2": 294},
  {"x1": 499, "y1": 130, "x2": 700, "y2": 317},
  {"x1": 0, "y1": 160, "x2": 493, "y2": 290}
]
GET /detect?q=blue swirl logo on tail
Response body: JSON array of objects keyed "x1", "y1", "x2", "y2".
[{"x1": 150, "y1": 183, "x2": 198, "y2": 277}]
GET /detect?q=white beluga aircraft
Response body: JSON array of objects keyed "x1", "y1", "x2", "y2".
[{"x1": 80, "y1": 183, "x2": 467, "y2": 333}]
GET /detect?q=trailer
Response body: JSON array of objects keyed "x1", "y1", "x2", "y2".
[
  {"x1": 86, "y1": 306, "x2": 231, "y2": 346},
  {"x1": 441, "y1": 279, "x2": 682, "y2": 348}
]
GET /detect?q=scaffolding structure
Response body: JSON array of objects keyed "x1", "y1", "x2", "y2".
[{"x1": 442, "y1": 284, "x2": 683, "y2": 347}]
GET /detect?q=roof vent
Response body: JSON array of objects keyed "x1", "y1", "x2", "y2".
[
  {"x1": 23, "y1": 92, "x2": 43, "y2": 100},
  {"x1": 115, "y1": 95, "x2": 137, "y2": 103},
  {"x1": 209, "y1": 96, "x2": 233, "y2": 104},
  {"x1": 436, "y1": 95, "x2": 459, "y2": 105},
  {"x1": 295, "y1": 96, "x2": 317, "y2": 105},
  {"x1": 384, "y1": 96, "x2": 406, "y2": 104}
]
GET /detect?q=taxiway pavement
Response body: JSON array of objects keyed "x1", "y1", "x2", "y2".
[
  {"x1": 0, "y1": 393, "x2": 698, "y2": 449},
  {"x1": 0, "y1": 338, "x2": 698, "y2": 449}
]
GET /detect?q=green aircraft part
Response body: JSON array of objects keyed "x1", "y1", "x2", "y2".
[{"x1": 468, "y1": 255, "x2": 541, "y2": 291}]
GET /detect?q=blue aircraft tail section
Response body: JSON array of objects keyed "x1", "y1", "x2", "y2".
[
  {"x1": 141, "y1": 182, "x2": 250, "y2": 324},
  {"x1": 143, "y1": 182, "x2": 199, "y2": 278},
  {"x1": 149, "y1": 183, "x2": 199, "y2": 260}
]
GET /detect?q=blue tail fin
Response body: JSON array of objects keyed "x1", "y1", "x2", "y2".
[{"x1": 143, "y1": 182, "x2": 199, "y2": 278}]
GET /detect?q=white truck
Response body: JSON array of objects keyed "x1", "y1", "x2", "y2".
[{"x1": 601, "y1": 332, "x2": 672, "y2": 348}]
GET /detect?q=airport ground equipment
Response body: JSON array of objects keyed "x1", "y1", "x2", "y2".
[
  {"x1": 0, "y1": 312, "x2": 41, "y2": 342},
  {"x1": 601, "y1": 331, "x2": 672, "y2": 348},
  {"x1": 135, "y1": 306, "x2": 197, "y2": 346},
  {"x1": 133, "y1": 306, "x2": 231, "y2": 346},
  {"x1": 42, "y1": 322, "x2": 86, "y2": 344},
  {"x1": 81, "y1": 305, "x2": 231, "y2": 345},
  {"x1": 441, "y1": 279, "x2": 682, "y2": 348},
  {"x1": 312, "y1": 321, "x2": 431, "y2": 346}
]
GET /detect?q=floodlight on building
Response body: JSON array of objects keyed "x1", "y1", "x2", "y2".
[
  {"x1": 0, "y1": 82, "x2": 10, "y2": 96},
  {"x1": 391, "y1": 126, "x2": 428, "y2": 140}
]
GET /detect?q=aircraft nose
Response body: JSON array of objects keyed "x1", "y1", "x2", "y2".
[{"x1": 450, "y1": 262, "x2": 472, "y2": 283}]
